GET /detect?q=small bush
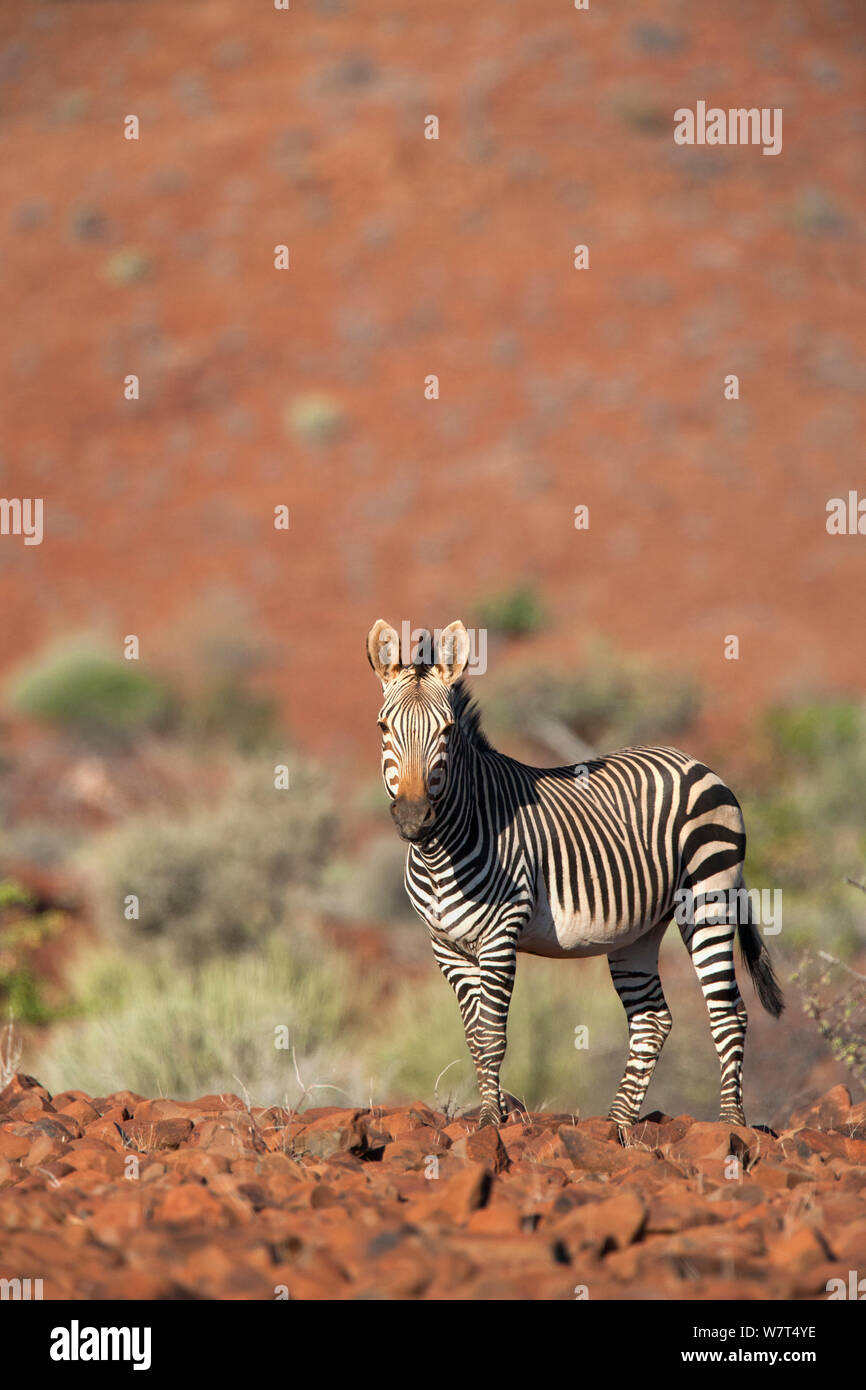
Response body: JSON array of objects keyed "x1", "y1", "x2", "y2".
[
  {"x1": 82, "y1": 762, "x2": 337, "y2": 964},
  {"x1": 33, "y1": 925, "x2": 374, "y2": 1104},
  {"x1": 743, "y1": 699, "x2": 866, "y2": 956},
  {"x1": 284, "y1": 393, "x2": 346, "y2": 446},
  {"x1": 792, "y1": 948, "x2": 866, "y2": 1090},
  {"x1": 8, "y1": 643, "x2": 174, "y2": 741},
  {"x1": 181, "y1": 676, "x2": 282, "y2": 753},
  {"x1": 766, "y1": 700, "x2": 860, "y2": 765},
  {"x1": 0, "y1": 878, "x2": 68, "y2": 1024},
  {"x1": 475, "y1": 584, "x2": 546, "y2": 639},
  {"x1": 322, "y1": 834, "x2": 415, "y2": 927}
]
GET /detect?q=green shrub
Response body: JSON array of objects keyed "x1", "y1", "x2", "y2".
[
  {"x1": 742, "y1": 699, "x2": 866, "y2": 956},
  {"x1": 766, "y1": 700, "x2": 861, "y2": 765},
  {"x1": 81, "y1": 762, "x2": 337, "y2": 964},
  {"x1": 0, "y1": 878, "x2": 68, "y2": 1023},
  {"x1": 7, "y1": 643, "x2": 174, "y2": 740},
  {"x1": 475, "y1": 584, "x2": 546, "y2": 638},
  {"x1": 284, "y1": 393, "x2": 346, "y2": 446}
]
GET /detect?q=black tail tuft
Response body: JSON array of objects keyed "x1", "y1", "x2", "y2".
[{"x1": 738, "y1": 905, "x2": 785, "y2": 1018}]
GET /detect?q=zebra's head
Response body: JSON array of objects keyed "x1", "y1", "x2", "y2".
[{"x1": 366, "y1": 619, "x2": 471, "y2": 843}]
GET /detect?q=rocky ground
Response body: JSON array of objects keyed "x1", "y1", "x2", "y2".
[{"x1": 1, "y1": 1073, "x2": 864, "y2": 1300}]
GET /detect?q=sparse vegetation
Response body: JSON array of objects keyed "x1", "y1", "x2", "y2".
[
  {"x1": 8, "y1": 643, "x2": 174, "y2": 742},
  {"x1": 482, "y1": 638, "x2": 700, "y2": 753},
  {"x1": 33, "y1": 924, "x2": 374, "y2": 1104},
  {"x1": 0, "y1": 878, "x2": 68, "y2": 1024},
  {"x1": 791, "y1": 945, "x2": 866, "y2": 1089},
  {"x1": 80, "y1": 762, "x2": 337, "y2": 965},
  {"x1": 474, "y1": 584, "x2": 547, "y2": 639},
  {"x1": 742, "y1": 699, "x2": 866, "y2": 955}
]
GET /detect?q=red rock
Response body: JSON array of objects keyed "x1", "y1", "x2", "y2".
[
  {"x1": 665, "y1": 1121, "x2": 755, "y2": 1164},
  {"x1": 154, "y1": 1184, "x2": 229, "y2": 1225},
  {"x1": 125, "y1": 1117, "x2": 194, "y2": 1150},
  {"x1": 577, "y1": 1117, "x2": 620, "y2": 1142},
  {"x1": 56, "y1": 1098, "x2": 100, "y2": 1126},
  {"x1": 376, "y1": 1138, "x2": 439, "y2": 1171},
  {"x1": 1, "y1": 1093, "x2": 53, "y2": 1120},
  {"x1": 50, "y1": 1089, "x2": 90, "y2": 1109},
  {"x1": 557, "y1": 1191, "x2": 646, "y2": 1252},
  {"x1": 768, "y1": 1224, "x2": 832, "y2": 1270},
  {"x1": 92, "y1": 1090, "x2": 146, "y2": 1113},
  {"x1": 466, "y1": 1203, "x2": 526, "y2": 1235},
  {"x1": 377, "y1": 1104, "x2": 438, "y2": 1138},
  {"x1": 0, "y1": 1130, "x2": 30, "y2": 1160},
  {"x1": 450, "y1": 1125, "x2": 510, "y2": 1173},
  {"x1": 62, "y1": 1147, "x2": 127, "y2": 1177},
  {"x1": 788, "y1": 1128, "x2": 850, "y2": 1162},
  {"x1": 833, "y1": 1218, "x2": 866, "y2": 1263},
  {"x1": 130, "y1": 1098, "x2": 191, "y2": 1123},
  {"x1": 0, "y1": 1074, "x2": 51, "y2": 1113},
  {"x1": 555, "y1": 1127, "x2": 633, "y2": 1175},
  {"x1": 194, "y1": 1113, "x2": 265, "y2": 1158},
  {"x1": 625, "y1": 1116, "x2": 692, "y2": 1148},
  {"x1": 442, "y1": 1119, "x2": 473, "y2": 1142},
  {"x1": 407, "y1": 1161, "x2": 492, "y2": 1223},
  {"x1": 843, "y1": 1135, "x2": 866, "y2": 1164},
  {"x1": 290, "y1": 1112, "x2": 368, "y2": 1159},
  {"x1": 162, "y1": 1148, "x2": 230, "y2": 1178},
  {"x1": 29, "y1": 1114, "x2": 81, "y2": 1143},
  {"x1": 746, "y1": 1162, "x2": 815, "y2": 1193},
  {"x1": 22, "y1": 1133, "x2": 65, "y2": 1168},
  {"x1": 787, "y1": 1084, "x2": 853, "y2": 1132}
]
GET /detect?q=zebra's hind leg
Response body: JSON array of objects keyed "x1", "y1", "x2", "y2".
[
  {"x1": 678, "y1": 885, "x2": 747, "y2": 1125},
  {"x1": 606, "y1": 923, "x2": 672, "y2": 1129}
]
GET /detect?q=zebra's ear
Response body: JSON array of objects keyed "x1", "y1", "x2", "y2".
[
  {"x1": 436, "y1": 620, "x2": 470, "y2": 685},
  {"x1": 366, "y1": 619, "x2": 402, "y2": 684}
]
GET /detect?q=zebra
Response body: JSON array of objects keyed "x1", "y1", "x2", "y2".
[{"x1": 367, "y1": 617, "x2": 784, "y2": 1130}]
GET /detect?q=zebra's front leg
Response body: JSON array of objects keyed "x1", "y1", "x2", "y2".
[
  {"x1": 432, "y1": 933, "x2": 517, "y2": 1127},
  {"x1": 474, "y1": 938, "x2": 518, "y2": 1127},
  {"x1": 431, "y1": 937, "x2": 495, "y2": 1108}
]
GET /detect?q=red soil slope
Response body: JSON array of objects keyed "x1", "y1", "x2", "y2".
[{"x1": 0, "y1": 2, "x2": 863, "y2": 768}]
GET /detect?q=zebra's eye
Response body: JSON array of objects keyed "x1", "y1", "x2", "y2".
[{"x1": 378, "y1": 721, "x2": 388, "y2": 733}]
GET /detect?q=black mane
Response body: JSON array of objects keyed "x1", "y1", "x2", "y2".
[{"x1": 449, "y1": 677, "x2": 493, "y2": 752}]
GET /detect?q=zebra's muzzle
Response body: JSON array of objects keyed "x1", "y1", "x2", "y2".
[{"x1": 392, "y1": 795, "x2": 434, "y2": 842}]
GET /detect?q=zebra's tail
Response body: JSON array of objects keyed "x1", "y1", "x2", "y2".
[{"x1": 737, "y1": 895, "x2": 785, "y2": 1018}]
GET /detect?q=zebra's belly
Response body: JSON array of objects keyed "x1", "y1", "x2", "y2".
[{"x1": 518, "y1": 880, "x2": 661, "y2": 959}]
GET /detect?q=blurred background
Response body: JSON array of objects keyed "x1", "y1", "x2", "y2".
[{"x1": 0, "y1": 1, "x2": 863, "y2": 1125}]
